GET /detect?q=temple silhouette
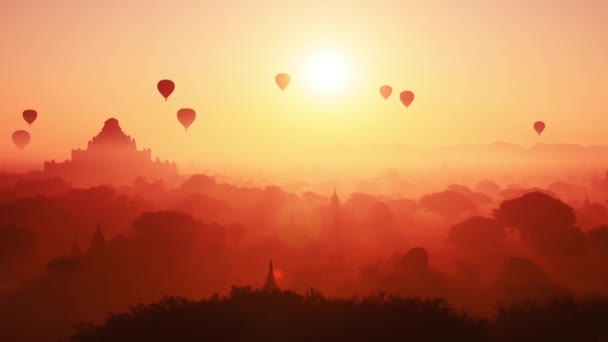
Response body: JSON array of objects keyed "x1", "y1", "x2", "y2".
[
  {"x1": 43, "y1": 118, "x2": 177, "y2": 186},
  {"x1": 263, "y1": 260, "x2": 280, "y2": 293}
]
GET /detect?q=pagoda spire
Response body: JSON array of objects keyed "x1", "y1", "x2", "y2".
[
  {"x1": 263, "y1": 260, "x2": 280, "y2": 293},
  {"x1": 89, "y1": 221, "x2": 106, "y2": 255},
  {"x1": 330, "y1": 187, "x2": 340, "y2": 207}
]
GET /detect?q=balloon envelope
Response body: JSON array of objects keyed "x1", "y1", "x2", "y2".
[
  {"x1": 275, "y1": 73, "x2": 291, "y2": 91},
  {"x1": 12, "y1": 130, "x2": 30, "y2": 150},
  {"x1": 157, "y1": 79, "x2": 175, "y2": 100},
  {"x1": 379, "y1": 85, "x2": 392, "y2": 100},
  {"x1": 177, "y1": 108, "x2": 196, "y2": 131},
  {"x1": 534, "y1": 121, "x2": 545, "y2": 135},
  {"x1": 400, "y1": 91, "x2": 415, "y2": 108},
  {"x1": 22, "y1": 109, "x2": 37, "y2": 125}
]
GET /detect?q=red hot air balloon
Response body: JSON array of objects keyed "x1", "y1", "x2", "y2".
[
  {"x1": 275, "y1": 73, "x2": 291, "y2": 91},
  {"x1": 157, "y1": 79, "x2": 175, "y2": 101},
  {"x1": 12, "y1": 130, "x2": 30, "y2": 150},
  {"x1": 22, "y1": 109, "x2": 37, "y2": 126},
  {"x1": 177, "y1": 108, "x2": 196, "y2": 131},
  {"x1": 534, "y1": 121, "x2": 545, "y2": 135},
  {"x1": 399, "y1": 91, "x2": 415, "y2": 108},
  {"x1": 379, "y1": 85, "x2": 392, "y2": 100}
]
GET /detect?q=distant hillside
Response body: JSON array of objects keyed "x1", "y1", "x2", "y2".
[{"x1": 308, "y1": 142, "x2": 608, "y2": 170}]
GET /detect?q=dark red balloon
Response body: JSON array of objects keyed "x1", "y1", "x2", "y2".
[
  {"x1": 12, "y1": 130, "x2": 30, "y2": 150},
  {"x1": 534, "y1": 121, "x2": 545, "y2": 135},
  {"x1": 157, "y1": 79, "x2": 175, "y2": 101},
  {"x1": 379, "y1": 85, "x2": 392, "y2": 100},
  {"x1": 400, "y1": 91, "x2": 415, "y2": 108},
  {"x1": 23, "y1": 109, "x2": 37, "y2": 125},
  {"x1": 177, "y1": 108, "x2": 196, "y2": 131},
  {"x1": 275, "y1": 73, "x2": 291, "y2": 91}
]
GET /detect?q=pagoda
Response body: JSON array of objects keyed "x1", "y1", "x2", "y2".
[
  {"x1": 263, "y1": 260, "x2": 280, "y2": 293},
  {"x1": 44, "y1": 118, "x2": 177, "y2": 186}
]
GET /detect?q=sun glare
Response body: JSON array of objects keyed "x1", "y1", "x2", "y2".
[{"x1": 306, "y1": 51, "x2": 349, "y2": 93}]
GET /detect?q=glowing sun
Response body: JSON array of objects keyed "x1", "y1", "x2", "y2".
[{"x1": 306, "y1": 51, "x2": 349, "y2": 92}]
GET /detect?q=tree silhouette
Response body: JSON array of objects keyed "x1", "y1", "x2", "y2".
[
  {"x1": 47, "y1": 255, "x2": 80, "y2": 274},
  {"x1": 493, "y1": 192, "x2": 585, "y2": 259},
  {"x1": 71, "y1": 287, "x2": 485, "y2": 341},
  {"x1": 495, "y1": 257, "x2": 561, "y2": 303},
  {"x1": 475, "y1": 180, "x2": 501, "y2": 197},
  {"x1": 420, "y1": 191, "x2": 478, "y2": 219},
  {"x1": 587, "y1": 225, "x2": 608, "y2": 261},
  {"x1": 0, "y1": 225, "x2": 35, "y2": 268},
  {"x1": 396, "y1": 247, "x2": 429, "y2": 274},
  {"x1": 448, "y1": 216, "x2": 505, "y2": 249},
  {"x1": 494, "y1": 296, "x2": 608, "y2": 341}
]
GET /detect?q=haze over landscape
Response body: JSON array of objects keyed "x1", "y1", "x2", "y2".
[{"x1": 2, "y1": 1, "x2": 608, "y2": 341}]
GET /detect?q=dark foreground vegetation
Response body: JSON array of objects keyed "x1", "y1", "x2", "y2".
[{"x1": 72, "y1": 287, "x2": 608, "y2": 342}]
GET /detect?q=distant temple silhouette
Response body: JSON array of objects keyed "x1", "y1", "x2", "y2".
[
  {"x1": 89, "y1": 222, "x2": 105, "y2": 255},
  {"x1": 329, "y1": 188, "x2": 344, "y2": 260},
  {"x1": 263, "y1": 260, "x2": 280, "y2": 293},
  {"x1": 44, "y1": 118, "x2": 177, "y2": 186}
]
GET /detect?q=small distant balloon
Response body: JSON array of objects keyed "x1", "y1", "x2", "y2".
[
  {"x1": 400, "y1": 91, "x2": 415, "y2": 108},
  {"x1": 275, "y1": 73, "x2": 291, "y2": 91},
  {"x1": 379, "y1": 85, "x2": 392, "y2": 100},
  {"x1": 534, "y1": 121, "x2": 545, "y2": 135},
  {"x1": 22, "y1": 109, "x2": 37, "y2": 126},
  {"x1": 177, "y1": 108, "x2": 196, "y2": 131},
  {"x1": 157, "y1": 79, "x2": 175, "y2": 101},
  {"x1": 12, "y1": 130, "x2": 30, "y2": 150}
]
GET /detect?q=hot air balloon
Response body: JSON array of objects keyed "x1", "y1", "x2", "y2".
[
  {"x1": 399, "y1": 91, "x2": 415, "y2": 108},
  {"x1": 12, "y1": 130, "x2": 30, "y2": 150},
  {"x1": 157, "y1": 79, "x2": 175, "y2": 101},
  {"x1": 379, "y1": 85, "x2": 392, "y2": 100},
  {"x1": 275, "y1": 73, "x2": 291, "y2": 91},
  {"x1": 177, "y1": 108, "x2": 196, "y2": 131},
  {"x1": 22, "y1": 109, "x2": 37, "y2": 126},
  {"x1": 534, "y1": 121, "x2": 545, "y2": 135}
]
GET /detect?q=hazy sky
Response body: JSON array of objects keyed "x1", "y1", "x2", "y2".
[{"x1": 1, "y1": 0, "x2": 607, "y2": 167}]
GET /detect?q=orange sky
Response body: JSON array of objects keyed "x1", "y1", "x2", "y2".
[{"x1": 1, "y1": 0, "x2": 607, "y2": 169}]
